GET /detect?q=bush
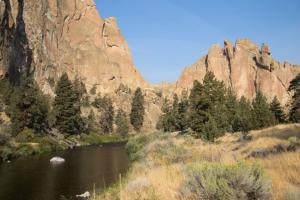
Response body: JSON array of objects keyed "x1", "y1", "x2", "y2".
[
  {"x1": 181, "y1": 162, "x2": 271, "y2": 200},
  {"x1": 82, "y1": 133, "x2": 126, "y2": 145},
  {"x1": 150, "y1": 141, "x2": 189, "y2": 164},
  {"x1": 15, "y1": 128, "x2": 35, "y2": 142},
  {"x1": 126, "y1": 134, "x2": 150, "y2": 161},
  {"x1": 0, "y1": 129, "x2": 10, "y2": 145}
]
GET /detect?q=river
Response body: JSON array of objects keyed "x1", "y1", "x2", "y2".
[{"x1": 0, "y1": 143, "x2": 129, "y2": 200}]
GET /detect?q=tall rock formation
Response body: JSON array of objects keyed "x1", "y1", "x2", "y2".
[
  {"x1": 176, "y1": 39, "x2": 300, "y2": 105},
  {"x1": 0, "y1": 0, "x2": 148, "y2": 94}
]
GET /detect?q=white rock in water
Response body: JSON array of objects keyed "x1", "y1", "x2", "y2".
[
  {"x1": 76, "y1": 191, "x2": 90, "y2": 198},
  {"x1": 50, "y1": 157, "x2": 65, "y2": 164}
]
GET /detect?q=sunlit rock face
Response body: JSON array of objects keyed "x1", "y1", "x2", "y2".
[
  {"x1": 175, "y1": 39, "x2": 300, "y2": 105},
  {"x1": 0, "y1": 0, "x2": 148, "y2": 94}
]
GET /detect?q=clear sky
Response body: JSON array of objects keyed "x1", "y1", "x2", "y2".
[{"x1": 96, "y1": 0, "x2": 300, "y2": 84}]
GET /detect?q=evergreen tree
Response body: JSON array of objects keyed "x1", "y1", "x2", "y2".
[
  {"x1": 6, "y1": 78, "x2": 49, "y2": 135},
  {"x1": 53, "y1": 73, "x2": 83, "y2": 135},
  {"x1": 86, "y1": 110, "x2": 96, "y2": 132},
  {"x1": 189, "y1": 80, "x2": 208, "y2": 136},
  {"x1": 176, "y1": 92, "x2": 189, "y2": 131},
  {"x1": 115, "y1": 109, "x2": 129, "y2": 136},
  {"x1": 232, "y1": 96, "x2": 253, "y2": 133},
  {"x1": 99, "y1": 96, "x2": 114, "y2": 134},
  {"x1": 225, "y1": 89, "x2": 239, "y2": 131},
  {"x1": 130, "y1": 87, "x2": 145, "y2": 131},
  {"x1": 270, "y1": 96, "x2": 286, "y2": 124},
  {"x1": 252, "y1": 90, "x2": 276, "y2": 129},
  {"x1": 189, "y1": 72, "x2": 228, "y2": 141},
  {"x1": 288, "y1": 73, "x2": 300, "y2": 122},
  {"x1": 156, "y1": 97, "x2": 172, "y2": 131}
]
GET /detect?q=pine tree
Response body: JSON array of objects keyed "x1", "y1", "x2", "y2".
[
  {"x1": 87, "y1": 110, "x2": 96, "y2": 132},
  {"x1": 189, "y1": 72, "x2": 229, "y2": 141},
  {"x1": 6, "y1": 77, "x2": 49, "y2": 135},
  {"x1": 130, "y1": 87, "x2": 145, "y2": 131},
  {"x1": 115, "y1": 109, "x2": 129, "y2": 136},
  {"x1": 288, "y1": 73, "x2": 300, "y2": 122},
  {"x1": 189, "y1": 80, "x2": 208, "y2": 136},
  {"x1": 99, "y1": 96, "x2": 114, "y2": 134},
  {"x1": 232, "y1": 96, "x2": 253, "y2": 133},
  {"x1": 225, "y1": 89, "x2": 239, "y2": 131},
  {"x1": 252, "y1": 90, "x2": 276, "y2": 129},
  {"x1": 156, "y1": 97, "x2": 172, "y2": 131},
  {"x1": 53, "y1": 73, "x2": 83, "y2": 135},
  {"x1": 270, "y1": 96, "x2": 286, "y2": 124},
  {"x1": 176, "y1": 92, "x2": 189, "y2": 131}
]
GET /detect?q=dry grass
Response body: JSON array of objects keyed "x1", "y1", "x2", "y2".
[{"x1": 100, "y1": 124, "x2": 300, "y2": 200}]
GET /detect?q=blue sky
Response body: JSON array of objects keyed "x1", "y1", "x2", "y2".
[{"x1": 96, "y1": 0, "x2": 300, "y2": 84}]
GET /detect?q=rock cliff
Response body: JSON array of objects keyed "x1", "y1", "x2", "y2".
[
  {"x1": 0, "y1": 0, "x2": 148, "y2": 94},
  {"x1": 176, "y1": 39, "x2": 300, "y2": 105}
]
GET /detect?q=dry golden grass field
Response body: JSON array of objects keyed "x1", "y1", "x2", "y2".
[{"x1": 98, "y1": 124, "x2": 300, "y2": 200}]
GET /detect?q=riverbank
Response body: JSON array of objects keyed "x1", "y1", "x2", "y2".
[
  {"x1": 0, "y1": 129, "x2": 128, "y2": 162},
  {"x1": 98, "y1": 124, "x2": 300, "y2": 200}
]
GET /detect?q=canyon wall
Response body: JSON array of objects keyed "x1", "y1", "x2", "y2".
[{"x1": 0, "y1": 0, "x2": 148, "y2": 94}]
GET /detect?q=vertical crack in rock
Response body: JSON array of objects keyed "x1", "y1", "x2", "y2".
[{"x1": 0, "y1": 0, "x2": 33, "y2": 84}]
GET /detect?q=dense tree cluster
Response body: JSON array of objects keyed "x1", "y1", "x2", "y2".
[
  {"x1": 157, "y1": 72, "x2": 287, "y2": 142},
  {"x1": 0, "y1": 72, "x2": 144, "y2": 137}
]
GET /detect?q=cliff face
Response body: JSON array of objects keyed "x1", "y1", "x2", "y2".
[
  {"x1": 0, "y1": 0, "x2": 148, "y2": 94},
  {"x1": 176, "y1": 39, "x2": 300, "y2": 105}
]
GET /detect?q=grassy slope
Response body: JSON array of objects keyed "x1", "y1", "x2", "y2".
[{"x1": 99, "y1": 124, "x2": 300, "y2": 200}]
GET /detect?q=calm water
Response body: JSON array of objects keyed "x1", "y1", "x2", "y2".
[{"x1": 0, "y1": 143, "x2": 129, "y2": 200}]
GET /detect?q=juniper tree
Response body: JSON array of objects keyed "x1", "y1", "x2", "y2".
[
  {"x1": 115, "y1": 109, "x2": 129, "y2": 136},
  {"x1": 53, "y1": 73, "x2": 83, "y2": 135},
  {"x1": 130, "y1": 87, "x2": 145, "y2": 131},
  {"x1": 270, "y1": 96, "x2": 286, "y2": 124},
  {"x1": 288, "y1": 73, "x2": 300, "y2": 122}
]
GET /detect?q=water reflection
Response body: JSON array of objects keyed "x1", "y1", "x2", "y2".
[{"x1": 0, "y1": 144, "x2": 129, "y2": 200}]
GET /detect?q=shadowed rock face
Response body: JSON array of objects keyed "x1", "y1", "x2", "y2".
[
  {"x1": 0, "y1": 0, "x2": 148, "y2": 94},
  {"x1": 176, "y1": 39, "x2": 300, "y2": 105}
]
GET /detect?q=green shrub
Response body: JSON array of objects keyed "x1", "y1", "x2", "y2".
[
  {"x1": 1, "y1": 145, "x2": 14, "y2": 161},
  {"x1": 150, "y1": 141, "x2": 189, "y2": 164},
  {"x1": 181, "y1": 162, "x2": 271, "y2": 200},
  {"x1": 82, "y1": 133, "x2": 126, "y2": 145},
  {"x1": 126, "y1": 134, "x2": 150, "y2": 161},
  {"x1": 15, "y1": 128, "x2": 35, "y2": 142},
  {"x1": 0, "y1": 131, "x2": 10, "y2": 145}
]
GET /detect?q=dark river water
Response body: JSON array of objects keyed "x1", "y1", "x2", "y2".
[{"x1": 0, "y1": 143, "x2": 129, "y2": 200}]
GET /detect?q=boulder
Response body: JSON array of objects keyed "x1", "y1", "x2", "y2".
[{"x1": 50, "y1": 157, "x2": 65, "y2": 164}]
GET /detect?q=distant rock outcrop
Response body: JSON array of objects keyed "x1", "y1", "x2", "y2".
[{"x1": 176, "y1": 39, "x2": 300, "y2": 105}]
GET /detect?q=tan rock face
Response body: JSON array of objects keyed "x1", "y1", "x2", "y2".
[
  {"x1": 0, "y1": 0, "x2": 148, "y2": 94},
  {"x1": 175, "y1": 39, "x2": 300, "y2": 105}
]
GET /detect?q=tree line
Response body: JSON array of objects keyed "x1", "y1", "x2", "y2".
[
  {"x1": 0, "y1": 73, "x2": 146, "y2": 136},
  {"x1": 157, "y1": 71, "x2": 299, "y2": 142}
]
